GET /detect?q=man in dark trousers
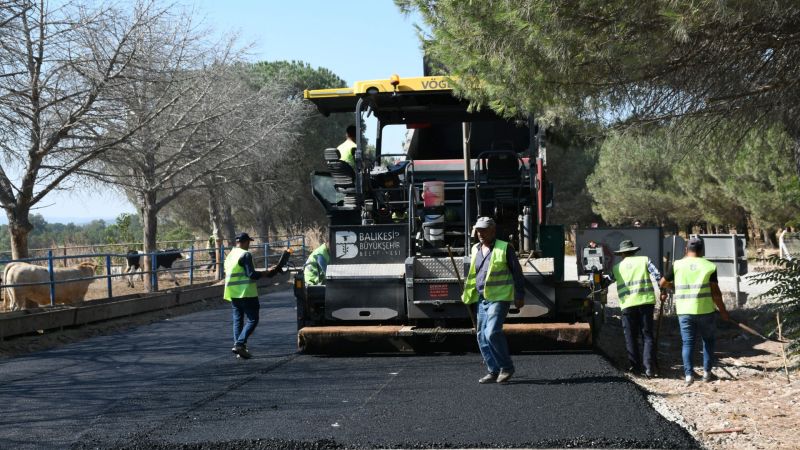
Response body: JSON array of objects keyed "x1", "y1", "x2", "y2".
[
  {"x1": 461, "y1": 217, "x2": 525, "y2": 384},
  {"x1": 660, "y1": 237, "x2": 730, "y2": 385},
  {"x1": 609, "y1": 240, "x2": 664, "y2": 377},
  {"x1": 224, "y1": 232, "x2": 280, "y2": 359}
]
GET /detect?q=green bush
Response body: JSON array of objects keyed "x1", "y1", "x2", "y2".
[{"x1": 751, "y1": 256, "x2": 800, "y2": 354}]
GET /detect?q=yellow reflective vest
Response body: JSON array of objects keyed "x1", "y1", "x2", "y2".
[
  {"x1": 462, "y1": 240, "x2": 514, "y2": 304},
  {"x1": 337, "y1": 139, "x2": 356, "y2": 169},
  {"x1": 612, "y1": 256, "x2": 656, "y2": 310},
  {"x1": 224, "y1": 247, "x2": 258, "y2": 300},
  {"x1": 673, "y1": 256, "x2": 717, "y2": 315},
  {"x1": 304, "y1": 243, "x2": 330, "y2": 286}
]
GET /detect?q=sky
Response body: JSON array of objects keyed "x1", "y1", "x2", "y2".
[{"x1": 4, "y1": 0, "x2": 425, "y2": 225}]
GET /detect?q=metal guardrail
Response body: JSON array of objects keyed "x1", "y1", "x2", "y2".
[
  {"x1": 0, "y1": 235, "x2": 307, "y2": 263},
  {"x1": 0, "y1": 236, "x2": 307, "y2": 310}
]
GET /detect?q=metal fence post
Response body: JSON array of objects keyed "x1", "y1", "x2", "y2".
[
  {"x1": 150, "y1": 252, "x2": 158, "y2": 291},
  {"x1": 264, "y1": 242, "x2": 270, "y2": 269},
  {"x1": 218, "y1": 244, "x2": 224, "y2": 280},
  {"x1": 106, "y1": 254, "x2": 113, "y2": 299},
  {"x1": 732, "y1": 234, "x2": 740, "y2": 307},
  {"x1": 301, "y1": 235, "x2": 306, "y2": 261},
  {"x1": 189, "y1": 244, "x2": 195, "y2": 285},
  {"x1": 47, "y1": 250, "x2": 55, "y2": 307}
]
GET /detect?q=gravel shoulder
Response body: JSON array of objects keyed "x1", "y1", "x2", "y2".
[{"x1": 595, "y1": 272, "x2": 799, "y2": 450}]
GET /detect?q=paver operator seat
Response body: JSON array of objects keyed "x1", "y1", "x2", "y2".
[{"x1": 324, "y1": 147, "x2": 359, "y2": 209}]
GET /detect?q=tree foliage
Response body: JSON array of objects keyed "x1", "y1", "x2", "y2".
[
  {"x1": 753, "y1": 256, "x2": 800, "y2": 306},
  {"x1": 397, "y1": 0, "x2": 800, "y2": 175},
  {"x1": 160, "y1": 60, "x2": 348, "y2": 246},
  {"x1": 588, "y1": 122, "x2": 800, "y2": 231},
  {"x1": 542, "y1": 122, "x2": 600, "y2": 226},
  {"x1": 751, "y1": 255, "x2": 800, "y2": 353},
  {"x1": 587, "y1": 128, "x2": 693, "y2": 226},
  {"x1": 244, "y1": 61, "x2": 350, "y2": 236}
]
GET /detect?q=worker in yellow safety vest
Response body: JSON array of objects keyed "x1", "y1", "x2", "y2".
[
  {"x1": 224, "y1": 232, "x2": 280, "y2": 359},
  {"x1": 462, "y1": 217, "x2": 525, "y2": 384},
  {"x1": 609, "y1": 239, "x2": 665, "y2": 378},
  {"x1": 303, "y1": 243, "x2": 330, "y2": 286},
  {"x1": 336, "y1": 125, "x2": 357, "y2": 169},
  {"x1": 659, "y1": 237, "x2": 730, "y2": 386}
]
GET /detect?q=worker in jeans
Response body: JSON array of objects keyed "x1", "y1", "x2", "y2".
[
  {"x1": 660, "y1": 237, "x2": 730, "y2": 385},
  {"x1": 462, "y1": 217, "x2": 525, "y2": 384},
  {"x1": 608, "y1": 240, "x2": 664, "y2": 378},
  {"x1": 224, "y1": 232, "x2": 280, "y2": 359}
]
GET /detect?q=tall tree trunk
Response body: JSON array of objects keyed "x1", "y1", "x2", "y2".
[
  {"x1": 141, "y1": 191, "x2": 159, "y2": 292},
  {"x1": 221, "y1": 204, "x2": 236, "y2": 246},
  {"x1": 254, "y1": 202, "x2": 269, "y2": 240},
  {"x1": 746, "y1": 214, "x2": 760, "y2": 246},
  {"x1": 5, "y1": 208, "x2": 33, "y2": 259},
  {"x1": 762, "y1": 228, "x2": 778, "y2": 249},
  {"x1": 207, "y1": 189, "x2": 224, "y2": 279}
]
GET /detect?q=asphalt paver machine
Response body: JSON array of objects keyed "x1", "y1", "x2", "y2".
[{"x1": 295, "y1": 75, "x2": 600, "y2": 353}]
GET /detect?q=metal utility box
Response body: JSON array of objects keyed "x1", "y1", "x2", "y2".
[{"x1": 692, "y1": 234, "x2": 747, "y2": 277}]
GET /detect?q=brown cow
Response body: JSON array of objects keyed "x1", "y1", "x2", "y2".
[{"x1": 1, "y1": 262, "x2": 97, "y2": 311}]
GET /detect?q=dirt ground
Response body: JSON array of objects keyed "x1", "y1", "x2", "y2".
[
  {"x1": 597, "y1": 292, "x2": 799, "y2": 449},
  {"x1": 82, "y1": 270, "x2": 221, "y2": 300}
]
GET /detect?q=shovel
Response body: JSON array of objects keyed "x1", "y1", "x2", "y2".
[
  {"x1": 729, "y1": 318, "x2": 788, "y2": 343},
  {"x1": 447, "y1": 245, "x2": 477, "y2": 331}
]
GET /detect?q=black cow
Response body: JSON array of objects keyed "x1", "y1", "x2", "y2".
[{"x1": 125, "y1": 249, "x2": 185, "y2": 288}]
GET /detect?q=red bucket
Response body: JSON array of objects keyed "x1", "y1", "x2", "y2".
[{"x1": 422, "y1": 181, "x2": 444, "y2": 208}]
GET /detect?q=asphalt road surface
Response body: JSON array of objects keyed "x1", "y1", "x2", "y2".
[{"x1": 0, "y1": 290, "x2": 696, "y2": 449}]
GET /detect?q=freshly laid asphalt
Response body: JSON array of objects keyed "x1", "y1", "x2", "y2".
[{"x1": 0, "y1": 290, "x2": 697, "y2": 449}]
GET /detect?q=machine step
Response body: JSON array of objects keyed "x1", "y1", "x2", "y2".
[
  {"x1": 297, "y1": 323, "x2": 592, "y2": 354},
  {"x1": 403, "y1": 326, "x2": 474, "y2": 335}
]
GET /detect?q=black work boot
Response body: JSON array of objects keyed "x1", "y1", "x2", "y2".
[{"x1": 232, "y1": 344, "x2": 252, "y2": 359}]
